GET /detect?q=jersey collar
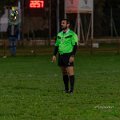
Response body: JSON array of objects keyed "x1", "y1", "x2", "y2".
[{"x1": 62, "y1": 29, "x2": 70, "y2": 34}]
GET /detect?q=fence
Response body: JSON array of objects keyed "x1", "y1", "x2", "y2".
[
  {"x1": 0, "y1": 37, "x2": 120, "y2": 57},
  {"x1": 87, "y1": 37, "x2": 120, "y2": 54},
  {"x1": 0, "y1": 39, "x2": 55, "y2": 56}
]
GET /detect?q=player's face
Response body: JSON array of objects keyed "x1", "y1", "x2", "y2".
[{"x1": 61, "y1": 20, "x2": 69, "y2": 30}]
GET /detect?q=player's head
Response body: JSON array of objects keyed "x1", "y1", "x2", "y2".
[{"x1": 61, "y1": 18, "x2": 70, "y2": 30}]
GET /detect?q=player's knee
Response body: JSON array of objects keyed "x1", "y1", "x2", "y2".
[
  {"x1": 62, "y1": 70, "x2": 67, "y2": 75},
  {"x1": 67, "y1": 67, "x2": 74, "y2": 76}
]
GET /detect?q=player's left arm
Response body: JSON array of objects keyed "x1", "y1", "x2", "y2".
[
  {"x1": 69, "y1": 33, "x2": 78, "y2": 63},
  {"x1": 71, "y1": 33, "x2": 78, "y2": 56}
]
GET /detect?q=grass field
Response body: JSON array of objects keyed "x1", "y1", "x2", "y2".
[{"x1": 0, "y1": 53, "x2": 120, "y2": 120}]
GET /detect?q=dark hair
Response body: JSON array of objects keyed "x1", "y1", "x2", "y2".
[{"x1": 61, "y1": 18, "x2": 70, "y2": 24}]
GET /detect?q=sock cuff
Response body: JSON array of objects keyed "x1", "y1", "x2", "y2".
[
  {"x1": 69, "y1": 75, "x2": 74, "y2": 78},
  {"x1": 63, "y1": 75, "x2": 69, "y2": 80}
]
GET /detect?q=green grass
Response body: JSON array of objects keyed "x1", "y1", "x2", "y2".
[{"x1": 0, "y1": 53, "x2": 120, "y2": 120}]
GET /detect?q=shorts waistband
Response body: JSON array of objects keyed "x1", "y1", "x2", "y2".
[{"x1": 59, "y1": 52, "x2": 72, "y2": 55}]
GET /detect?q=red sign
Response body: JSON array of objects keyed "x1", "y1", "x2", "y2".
[{"x1": 29, "y1": 0, "x2": 44, "y2": 8}]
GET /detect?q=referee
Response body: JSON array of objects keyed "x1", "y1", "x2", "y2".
[{"x1": 52, "y1": 18, "x2": 78, "y2": 93}]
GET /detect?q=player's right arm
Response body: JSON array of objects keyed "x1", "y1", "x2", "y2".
[
  {"x1": 52, "y1": 46, "x2": 58, "y2": 62},
  {"x1": 52, "y1": 35, "x2": 60, "y2": 62}
]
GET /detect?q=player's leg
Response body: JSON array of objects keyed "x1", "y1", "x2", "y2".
[
  {"x1": 61, "y1": 67, "x2": 69, "y2": 93},
  {"x1": 66, "y1": 66, "x2": 75, "y2": 93}
]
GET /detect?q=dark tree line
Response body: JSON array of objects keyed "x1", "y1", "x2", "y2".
[
  {"x1": 0, "y1": 0, "x2": 120, "y2": 37},
  {"x1": 49, "y1": 0, "x2": 120, "y2": 37},
  {"x1": 94, "y1": 0, "x2": 120, "y2": 36},
  {"x1": 0, "y1": 0, "x2": 17, "y2": 16}
]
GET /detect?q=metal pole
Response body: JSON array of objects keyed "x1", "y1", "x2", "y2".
[
  {"x1": 110, "y1": 7, "x2": 113, "y2": 37},
  {"x1": 48, "y1": 0, "x2": 51, "y2": 45},
  {"x1": 91, "y1": 12, "x2": 94, "y2": 39},
  {"x1": 91, "y1": 0, "x2": 94, "y2": 39},
  {"x1": 57, "y1": 0, "x2": 59, "y2": 33},
  {"x1": 77, "y1": 13, "x2": 80, "y2": 41},
  {"x1": 0, "y1": 12, "x2": 1, "y2": 39},
  {"x1": 77, "y1": 0, "x2": 80, "y2": 42},
  {"x1": 21, "y1": 0, "x2": 25, "y2": 41},
  {"x1": 64, "y1": 0, "x2": 66, "y2": 18},
  {"x1": 18, "y1": 0, "x2": 21, "y2": 40}
]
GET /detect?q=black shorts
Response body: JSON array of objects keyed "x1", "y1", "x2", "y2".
[{"x1": 58, "y1": 53, "x2": 74, "y2": 67}]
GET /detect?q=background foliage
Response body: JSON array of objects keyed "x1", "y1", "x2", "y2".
[{"x1": 0, "y1": 0, "x2": 120, "y2": 37}]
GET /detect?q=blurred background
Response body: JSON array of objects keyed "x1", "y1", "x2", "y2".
[{"x1": 0, "y1": 0, "x2": 120, "y2": 56}]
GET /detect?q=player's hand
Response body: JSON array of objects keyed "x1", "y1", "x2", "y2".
[
  {"x1": 69, "y1": 56, "x2": 74, "y2": 63},
  {"x1": 52, "y1": 55, "x2": 56, "y2": 63}
]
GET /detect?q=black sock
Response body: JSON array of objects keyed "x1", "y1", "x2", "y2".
[
  {"x1": 63, "y1": 75, "x2": 69, "y2": 91},
  {"x1": 69, "y1": 75, "x2": 75, "y2": 92}
]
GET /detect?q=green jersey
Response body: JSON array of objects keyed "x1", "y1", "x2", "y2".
[{"x1": 55, "y1": 29, "x2": 78, "y2": 55}]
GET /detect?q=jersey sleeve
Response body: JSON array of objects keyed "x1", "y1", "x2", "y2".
[
  {"x1": 71, "y1": 33, "x2": 78, "y2": 45},
  {"x1": 55, "y1": 35, "x2": 61, "y2": 46}
]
